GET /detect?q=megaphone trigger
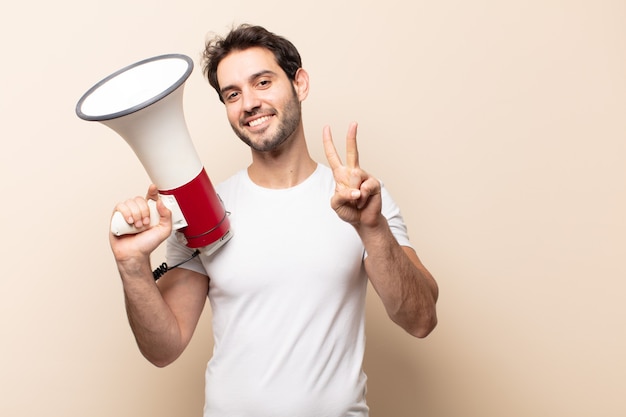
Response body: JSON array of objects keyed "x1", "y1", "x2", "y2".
[{"x1": 159, "y1": 194, "x2": 188, "y2": 230}]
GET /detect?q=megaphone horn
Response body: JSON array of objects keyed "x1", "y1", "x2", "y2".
[{"x1": 76, "y1": 53, "x2": 232, "y2": 255}]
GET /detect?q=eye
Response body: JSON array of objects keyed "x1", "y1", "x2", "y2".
[
  {"x1": 257, "y1": 79, "x2": 271, "y2": 89},
  {"x1": 225, "y1": 91, "x2": 240, "y2": 102}
]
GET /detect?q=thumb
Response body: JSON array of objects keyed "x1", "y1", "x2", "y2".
[
  {"x1": 146, "y1": 184, "x2": 159, "y2": 201},
  {"x1": 156, "y1": 198, "x2": 172, "y2": 224}
]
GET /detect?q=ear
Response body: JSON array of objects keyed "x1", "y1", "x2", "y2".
[{"x1": 293, "y1": 68, "x2": 310, "y2": 101}]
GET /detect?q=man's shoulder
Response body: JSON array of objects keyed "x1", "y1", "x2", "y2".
[
  {"x1": 215, "y1": 169, "x2": 248, "y2": 191},
  {"x1": 310, "y1": 163, "x2": 335, "y2": 186}
]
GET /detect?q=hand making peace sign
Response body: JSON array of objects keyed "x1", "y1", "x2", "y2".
[{"x1": 323, "y1": 122, "x2": 383, "y2": 229}]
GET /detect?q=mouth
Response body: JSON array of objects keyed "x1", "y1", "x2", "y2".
[{"x1": 246, "y1": 114, "x2": 273, "y2": 128}]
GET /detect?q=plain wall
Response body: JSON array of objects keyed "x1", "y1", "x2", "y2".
[{"x1": 1, "y1": 1, "x2": 624, "y2": 416}]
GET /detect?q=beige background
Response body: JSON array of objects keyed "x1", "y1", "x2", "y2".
[{"x1": 1, "y1": 1, "x2": 624, "y2": 416}]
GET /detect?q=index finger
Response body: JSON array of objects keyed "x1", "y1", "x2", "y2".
[{"x1": 323, "y1": 125, "x2": 344, "y2": 170}]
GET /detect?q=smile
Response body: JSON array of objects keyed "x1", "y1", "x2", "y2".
[{"x1": 248, "y1": 115, "x2": 272, "y2": 127}]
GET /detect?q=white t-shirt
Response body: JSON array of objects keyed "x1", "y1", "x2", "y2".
[{"x1": 166, "y1": 164, "x2": 411, "y2": 417}]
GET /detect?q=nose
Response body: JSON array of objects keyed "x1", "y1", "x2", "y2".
[{"x1": 242, "y1": 89, "x2": 262, "y2": 114}]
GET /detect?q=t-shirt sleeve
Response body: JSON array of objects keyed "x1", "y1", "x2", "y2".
[
  {"x1": 380, "y1": 181, "x2": 413, "y2": 249},
  {"x1": 164, "y1": 231, "x2": 207, "y2": 275}
]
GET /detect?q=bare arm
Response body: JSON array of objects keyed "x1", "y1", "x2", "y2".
[
  {"x1": 360, "y1": 218, "x2": 438, "y2": 337},
  {"x1": 111, "y1": 185, "x2": 208, "y2": 366},
  {"x1": 323, "y1": 123, "x2": 438, "y2": 337}
]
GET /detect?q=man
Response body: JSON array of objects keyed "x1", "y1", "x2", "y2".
[{"x1": 111, "y1": 24, "x2": 438, "y2": 417}]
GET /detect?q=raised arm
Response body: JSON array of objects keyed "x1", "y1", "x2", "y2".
[
  {"x1": 110, "y1": 185, "x2": 209, "y2": 366},
  {"x1": 322, "y1": 123, "x2": 438, "y2": 338}
]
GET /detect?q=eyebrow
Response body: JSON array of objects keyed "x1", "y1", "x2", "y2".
[{"x1": 219, "y1": 70, "x2": 278, "y2": 97}]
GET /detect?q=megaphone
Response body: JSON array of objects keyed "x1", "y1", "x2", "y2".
[{"x1": 76, "y1": 53, "x2": 232, "y2": 256}]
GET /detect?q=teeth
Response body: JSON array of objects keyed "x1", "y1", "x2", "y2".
[{"x1": 249, "y1": 115, "x2": 271, "y2": 127}]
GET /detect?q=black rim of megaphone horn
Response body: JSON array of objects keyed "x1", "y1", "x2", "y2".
[{"x1": 75, "y1": 53, "x2": 194, "y2": 122}]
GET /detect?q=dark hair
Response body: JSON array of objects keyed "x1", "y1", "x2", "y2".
[{"x1": 202, "y1": 24, "x2": 302, "y2": 102}]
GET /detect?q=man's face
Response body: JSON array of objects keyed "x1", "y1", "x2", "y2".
[{"x1": 217, "y1": 47, "x2": 302, "y2": 152}]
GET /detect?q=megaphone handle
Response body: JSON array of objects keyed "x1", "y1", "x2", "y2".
[{"x1": 110, "y1": 196, "x2": 187, "y2": 236}]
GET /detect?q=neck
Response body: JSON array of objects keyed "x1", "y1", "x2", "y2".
[{"x1": 247, "y1": 126, "x2": 317, "y2": 189}]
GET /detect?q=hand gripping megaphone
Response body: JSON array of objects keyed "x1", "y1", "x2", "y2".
[{"x1": 76, "y1": 54, "x2": 232, "y2": 256}]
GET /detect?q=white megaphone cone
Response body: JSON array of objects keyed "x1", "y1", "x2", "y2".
[{"x1": 76, "y1": 54, "x2": 232, "y2": 255}]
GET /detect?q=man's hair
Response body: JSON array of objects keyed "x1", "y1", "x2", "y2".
[{"x1": 202, "y1": 24, "x2": 302, "y2": 102}]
